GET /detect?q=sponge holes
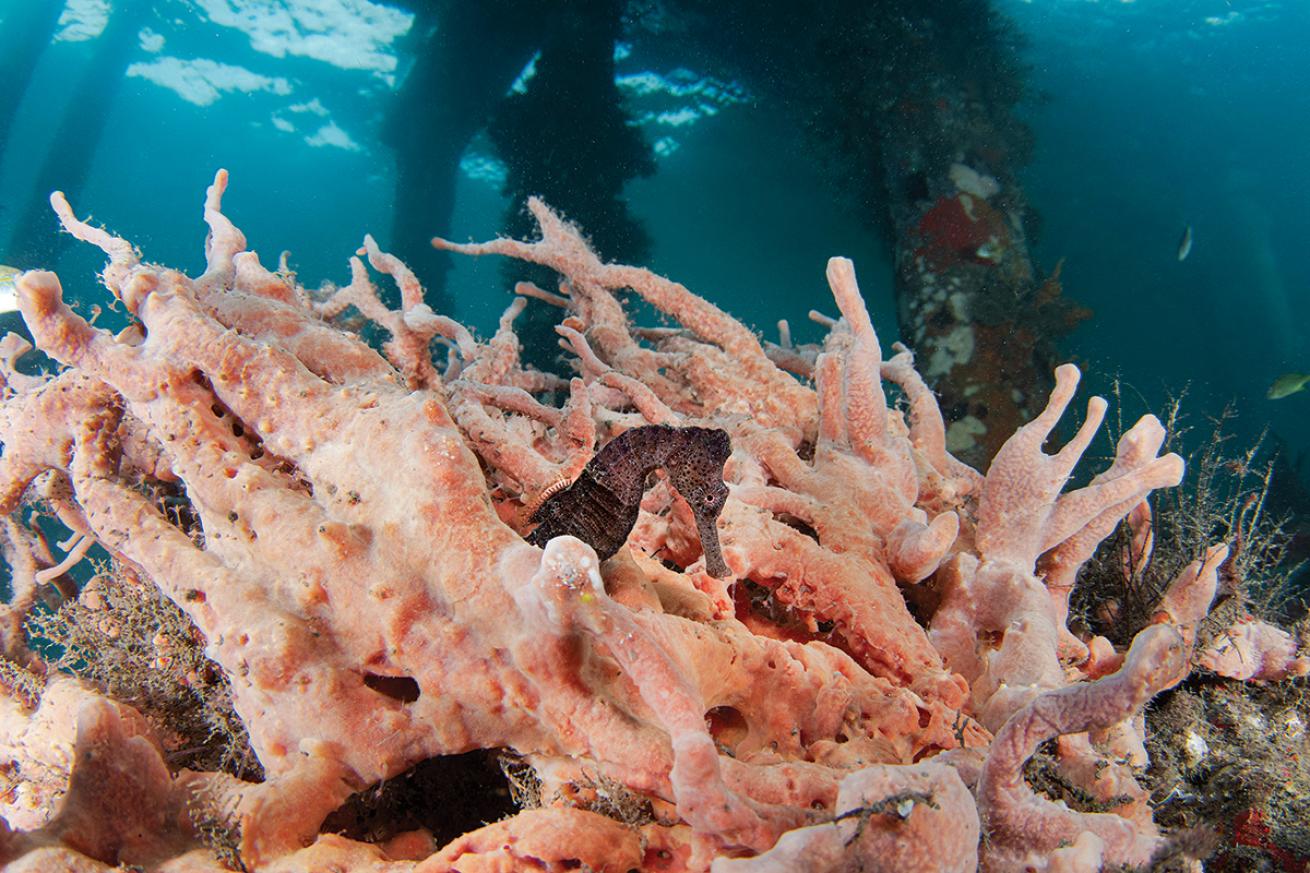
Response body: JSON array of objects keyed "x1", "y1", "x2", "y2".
[{"x1": 362, "y1": 672, "x2": 421, "y2": 703}]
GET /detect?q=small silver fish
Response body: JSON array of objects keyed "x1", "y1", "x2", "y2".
[{"x1": 1176, "y1": 225, "x2": 1193, "y2": 262}]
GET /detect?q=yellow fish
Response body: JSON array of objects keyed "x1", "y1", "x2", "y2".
[
  {"x1": 1267, "y1": 372, "x2": 1310, "y2": 399},
  {"x1": 0, "y1": 265, "x2": 23, "y2": 314}
]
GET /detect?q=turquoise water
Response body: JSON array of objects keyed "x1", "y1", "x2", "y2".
[
  {"x1": 1007, "y1": 0, "x2": 1310, "y2": 465},
  {"x1": 1, "y1": 0, "x2": 1307, "y2": 474}
]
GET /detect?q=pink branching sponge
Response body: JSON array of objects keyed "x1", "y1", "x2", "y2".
[{"x1": 0, "y1": 173, "x2": 1301, "y2": 872}]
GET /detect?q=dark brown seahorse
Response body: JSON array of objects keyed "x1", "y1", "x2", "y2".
[{"x1": 526, "y1": 425, "x2": 732, "y2": 578}]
